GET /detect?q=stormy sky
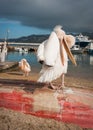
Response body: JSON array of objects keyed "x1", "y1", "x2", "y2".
[{"x1": 0, "y1": 0, "x2": 93, "y2": 38}]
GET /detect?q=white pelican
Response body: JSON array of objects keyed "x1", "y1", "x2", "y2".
[
  {"x1": 19, "y1": 58, "x2": 31, "y2": 76},
  {"x1": 0, "y1": 41, "x2": 7, "y2": 62},
  {"x1": 37, "y1": 25, "x2": 76, "y2": 90}
]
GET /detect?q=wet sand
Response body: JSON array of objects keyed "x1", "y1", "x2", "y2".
[
  {"x1": 0, "y1": 65, "x2": 93, "y2": 90},
  {"x1": 0, "y1": 66, "x2": 93, "y2": 130}
]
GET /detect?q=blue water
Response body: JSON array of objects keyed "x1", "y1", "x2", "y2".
[
  {"x1": 5, "y1": 52, "x2": 93, "y2": 79},
  {"x1": 6, "y1": 52, "x2": 41, "y2": 71}
]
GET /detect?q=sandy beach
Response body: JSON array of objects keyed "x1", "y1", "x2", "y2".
[{"x1": 0, "y1": 66, "x2": 93, "y2": 130}]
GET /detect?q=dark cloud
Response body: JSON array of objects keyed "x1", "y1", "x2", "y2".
[{"x1": 0, "y1": 0, "x2": 93, "y2": 32}]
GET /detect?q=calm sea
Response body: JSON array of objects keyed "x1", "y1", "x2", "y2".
[{"x1": 6, "y1": 52, "x2": 93, "y2": 80}]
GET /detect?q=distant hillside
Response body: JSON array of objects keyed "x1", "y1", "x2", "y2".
[
  {"x1": 0, "y1": 34, "x2": 49, "y2": 43},
  {"x1": 0, "y1": 32, "x2": 93, "y2": 43}
]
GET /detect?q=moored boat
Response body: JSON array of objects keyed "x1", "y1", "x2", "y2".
[
  {"x1": 71, "y1": 45, "x2": 83, "y2": 54},
  {"x1": 0, "y1": 61, "x2": 18, "y2": 72},
  {"x1": 75, "y1": 33, "x2": 91, "y2": 48},
  {"x1": 15, "y1": 47, "x2": 28, "y2": 53}
]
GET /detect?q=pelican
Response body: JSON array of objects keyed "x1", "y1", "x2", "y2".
[
  {"x1": 37, "y1": 25, "x2": 76, "y2": 90},
  {"x1": 19, "y1": 58, "x2": 31, "y2": 76},
  {"x1": 0, "y1": 41, "x2": 7, "y2": 62}
]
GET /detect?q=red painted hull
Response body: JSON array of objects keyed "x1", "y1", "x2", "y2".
[{"x1": 0, "y1": 86, "x2": 93, "y2": 128}]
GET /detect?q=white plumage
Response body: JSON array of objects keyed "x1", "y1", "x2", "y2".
[
  {"x1": 19, "y1": 58, "x2": 31, "y2": 76},
  {"x1": 37, "y1": 41, "x2": 45, "y2": 62},
  {"x1": 37, "y1": 32, "x2": 68, "y2": 82},
  {"x1": 37, "y1": 25, "x2": 76, "y2": 89},
  {"x1": 0, "y1": 41, "x2": 7, "y2": 62},
  {"x1": 44, "y1": 32, "x2": 60, "y2": 66}
]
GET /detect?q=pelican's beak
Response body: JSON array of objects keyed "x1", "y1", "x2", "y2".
[{"x1": 63, "y1": 37, "x2": 77, "y2": 66}]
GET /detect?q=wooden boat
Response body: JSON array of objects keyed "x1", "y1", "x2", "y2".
[{"x1": 0, "y1": 61, "x2": 18, "y2": 72}]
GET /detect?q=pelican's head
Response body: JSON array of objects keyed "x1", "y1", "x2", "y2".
[
  {"x1": 21, "y1": 58, "x2": 27, "y2": 62},
  {"x1": 22, "y1": 59, "x2": 27, "y2": 64},
  {"x1": 53, "y1": 25, "x2": 75, "y2": 48},
  {"x1": 19, "y1": 58, "x2": 31, "y2": 76},
  {"x1": 53, "y1": 25, "x2": 65, "y2": 39},
  {"x1": 19, "y1": 58, "x2": 27, "y2": 68}
]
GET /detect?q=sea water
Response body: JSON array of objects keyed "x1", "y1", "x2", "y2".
[
  {"x1": 5, "y1": 51, "x2": 41, "y2": 72},
  {"x1": 5, "y1": 52, "x2": 93, "y2": 79}
]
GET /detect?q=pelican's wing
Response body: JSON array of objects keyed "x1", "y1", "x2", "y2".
[
  {"x1": 37, "y1": 41, "x2": 45, "y2": 62},
  {"x1": 63, "y1": 38, "x2": 77, "y2": 66}
]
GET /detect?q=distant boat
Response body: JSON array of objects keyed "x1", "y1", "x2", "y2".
[
  {"x1": 71, "y1": 45, "x2": 83, "y2": 54},
  {"x1": 15, "y1": 47, "x2": 28, "y2": 53},
  {"x1": 75, "y1": 33, "x2": 91, "y2": 48}
]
